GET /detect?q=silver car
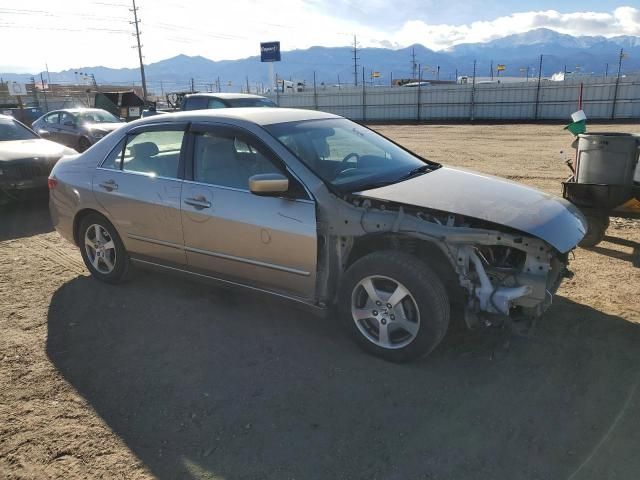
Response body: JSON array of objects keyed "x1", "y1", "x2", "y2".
[
  {"x1": 49, "y1": 108, "x2": 586, "y2": 362},
  {"x1": 32, "y1": 108, "x2": 124, "y2": 152}
]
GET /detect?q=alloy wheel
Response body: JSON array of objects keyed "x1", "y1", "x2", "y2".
[
  {"x1": 84, "y1": 224, "x2": 117, "y2": 274},
  {"x1": 351, "y1": 275, "x2": 421, "y2": 349}
]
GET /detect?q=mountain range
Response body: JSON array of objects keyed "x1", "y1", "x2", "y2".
[{"x1": 2, "y1": 29, "x2": 639, "y2": 93}]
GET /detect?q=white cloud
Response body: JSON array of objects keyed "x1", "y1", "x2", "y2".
[
  {"x1": 0, "y1": 2, "x2": 639, "y2": 72},
  {"x1": 383, "y1": 7, "x2": 640, "y2": 51}
]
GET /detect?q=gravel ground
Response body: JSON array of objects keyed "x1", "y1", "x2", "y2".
[{"x1": 1, "y1": 123, "x2": 639, "y2": 479}]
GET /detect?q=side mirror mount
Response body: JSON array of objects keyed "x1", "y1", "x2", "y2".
[{"x1": 248, "y1": 173, "x2": 289, "y2": 196}]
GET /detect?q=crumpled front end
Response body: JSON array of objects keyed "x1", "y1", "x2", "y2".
[{"x1": 324, "y1": 198, "x2": 578, "y2": 324}]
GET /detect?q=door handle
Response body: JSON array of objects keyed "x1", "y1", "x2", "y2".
[
  {"x1": 99, "y1": 180, "x2": 118, "y2": 191},
  {"x1": 184, "y1": 196, "x2": 211, "y2": 209}
]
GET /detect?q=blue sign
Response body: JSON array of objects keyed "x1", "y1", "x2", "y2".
[{"x1": 260, "y1": 42, "x2": 281, "y2": 62}]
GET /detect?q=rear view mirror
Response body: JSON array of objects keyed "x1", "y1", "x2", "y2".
[{"x1": 249, "y1": 173, "x2": 289, "y2": 196}]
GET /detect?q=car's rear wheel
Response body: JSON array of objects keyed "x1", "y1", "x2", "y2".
[
  {"x1": 338, "y1": 251, "x2": 450, "y2": 362},
  {"x1": 78, "y1": 136, "x2": 91, "y2": 152},
  {"x1": 78, "y1": 213, "x2": 129, "y2": 283}
]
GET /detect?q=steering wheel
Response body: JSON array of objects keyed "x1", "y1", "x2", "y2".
[{"x1": 337, "y1": 152, "x2": 360, "y2": 176}]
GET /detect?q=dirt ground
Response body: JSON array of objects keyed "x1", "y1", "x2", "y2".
[{"x1": 1, "y1": 123, "x2": 639, "y2": 480}]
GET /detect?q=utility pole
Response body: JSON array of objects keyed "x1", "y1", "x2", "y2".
[
  {"x1": 190, "y1": 77, "x2": 195, "y2": 93},
  {"x1": 352, "y1": 35, "x2": 359, "y2": 86},
  {"x1": 411, "y1": 47, "x2": 417, "y2": 79},
  {"x1": 534, "y1": 54, "x2": 543, "y2": 120},
  {"x1": 246, "y1": 76, "x2": 250, "y2": 94},
  {"x1": 490, "y1": 60, "x2": 493, "y2": 80},
  {"x1": 611, "y1": 48, "x2": 625, "y2": 119},
  {"x1": 40, "y1": 72, "x2": 49, "y2": 111},
  {"x1": 605, "y1": 63, "x2": 609, "y2": 77},
  {"x1": 130, "y1": 0, "x2": 148, "y2": 101}
]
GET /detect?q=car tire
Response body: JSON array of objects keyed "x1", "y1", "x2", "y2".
[
  {"x1": 579, "y1": 212, "x2": 609, "y2": 248},
  {"x1": 338, "y1": 250, "x2": 450, "y2": 363},
  {"x1": 78, "y1": 136, "x2": 91, "y2": 152},
  {"x1": 78, "y1": 213, "x2": 129, "y2": 284}
]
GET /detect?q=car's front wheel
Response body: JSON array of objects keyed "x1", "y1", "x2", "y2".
[
  {"x1": 338, "y1": 251, "x2": 450, "y2": 362},
  {"x1": 78, "y1": 213, "x2": 129, "y2": 283}
]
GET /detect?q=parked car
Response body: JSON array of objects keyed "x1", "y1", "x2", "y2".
[
  {"x1": 32, "y1": 108, "x2": 124, "y2": 152},
  {"x1": 0, "y1": 114, "x2": 77, "y2": 199},
  {"x1": 140, "y1": 105, "x2": 169, "y2": 118},
  {"x1": 49, "y1": 108, "x2": 585, "y2": 362},
  {"x1": 181, "y1": 93, "x2": 277, "y2": 110}
]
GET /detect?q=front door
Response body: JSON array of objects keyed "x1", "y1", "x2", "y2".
[
  {"x1": 39, "y1": 112, "x2": 60, "y2": 142},
  {"x1": 180, "y1": 125, "x2": 317, "y2": 299},
  {"x1": 58, "y1": 111, "x2": 79, "y2": 148},
  {"x1": 92, "y1": 124, "x2": 188, "y2": 267}
]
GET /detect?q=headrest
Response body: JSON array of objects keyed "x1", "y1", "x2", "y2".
[{"x1": 130, "y1": 141, "x2": 159, "y2": 158}]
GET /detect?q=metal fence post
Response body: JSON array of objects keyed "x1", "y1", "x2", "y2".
[
  {"x1": 417, "y1": 64, "x2": 422, "y2": 121},
  {"x1": 470, "y1": 60, "x2": 476, "y2": 121},
  {"x1": 362, "y1": 67, "x2": 366, "y2": 121},
  {"x1": 534, "y1": 54, "x2": 543, "y2": 120},
  {"x1": 313, "y1": 71, "x2": 318, "y2": 110}
]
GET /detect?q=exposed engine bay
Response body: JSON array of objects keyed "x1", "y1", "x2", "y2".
[{"x1": 317, "y1": 196, "x2": 571, "y2": 326}]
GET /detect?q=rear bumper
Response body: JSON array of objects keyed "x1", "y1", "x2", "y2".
[{"x1": 49, "y1": 186, "x2": 77, "y2": 245}]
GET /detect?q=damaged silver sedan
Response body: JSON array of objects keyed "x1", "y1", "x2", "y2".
[{"x1": 49, "y1": 108, "x2": 586, "y2": 362}]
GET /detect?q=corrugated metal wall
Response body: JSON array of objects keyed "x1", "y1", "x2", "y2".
[{"x1": 269, "y1": 75, "x2": 640, "y2": 122}]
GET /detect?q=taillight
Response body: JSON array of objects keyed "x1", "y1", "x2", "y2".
[{"x1": 48, "y1": 177, "x2": 58, "y2": 190}]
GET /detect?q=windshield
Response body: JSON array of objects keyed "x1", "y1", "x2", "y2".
[
  {"x1": 227, "y1": 98, "x2": 277, "y2": 108},
  {"x1": 0, "y1": 117, "x2": 39, "y2": 141},
  {"x1": 265, "y1": 118, "x2": 438, "y2": 192},
  {"x1": 78, "y1": 110, "x2": 121, "y2": 124}
]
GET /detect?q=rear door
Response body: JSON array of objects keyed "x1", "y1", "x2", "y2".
[
  {"x1": 92, "y1": 123, "x2": 188, "y2": 267},
  {"x1": 180, "y1": 123, "x2": 317, "y2": 299}
]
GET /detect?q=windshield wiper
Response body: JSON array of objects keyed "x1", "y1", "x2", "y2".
[{"x1": 395, "y1": 164, "x2": 432, "y2": 182}]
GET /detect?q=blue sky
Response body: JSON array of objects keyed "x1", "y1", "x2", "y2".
[{"x1": 1, "y1": 1, "x2": 639, "y2": 72}]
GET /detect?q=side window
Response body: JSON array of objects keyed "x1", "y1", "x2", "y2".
[
  {"x1": 193, "y1": 131, "x2": 283, "y2": 190},
  {"x1": 60, "y1": 112, "x2": 75, "y2": 127},
  {"x1": 122, "y1": 130, "x2": 184, "y2": 178},
  {"x1": 207, "y1": 99, "x2": 227, "y2": 109},
  {"x1": 45, "y1": 113, "x2": 59, "y2": 124},
  {"x1": 101, "y1": 138, "x2": 125, "y2": 170},
  {"x1": 183, "y1": 97, "x2": 208, "y2": 111}
]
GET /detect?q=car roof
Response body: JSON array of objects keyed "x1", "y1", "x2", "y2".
[
  {"x1": 133, "y1": 107, "x2": 340, "y2": 127},
  {"x1": 184, "y1": 93, "x2": 269, "y2": 100},
  {"x1": 47, "y1": 108, "x2": 108, "y2": 114}
]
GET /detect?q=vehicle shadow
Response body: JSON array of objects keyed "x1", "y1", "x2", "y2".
[
  {"x1": 0, "y1": 195, "x2": 53, "y2": 241},
  {"x1": 46, "y1": 273, "x2": 640, "y2": 479},
  {"x1": 589, "y1": 235, "x2": 640, "y2": 267}
]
